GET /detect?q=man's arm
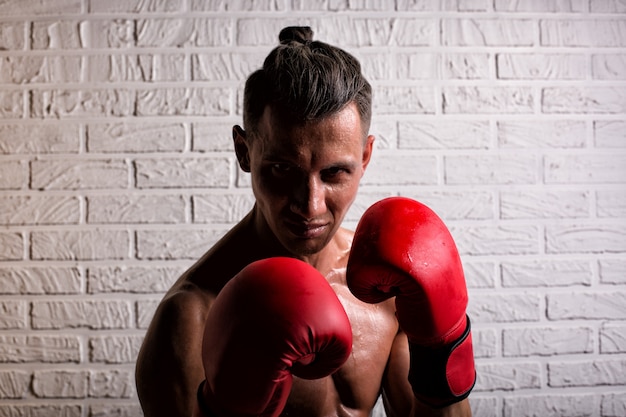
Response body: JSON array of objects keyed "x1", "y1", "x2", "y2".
[
  {"x1": 136, "y1": 288, "x2": 211, "y2": 417},
  {"x1": 383, "y1": 331, "x2": 472, "y2": 417}
]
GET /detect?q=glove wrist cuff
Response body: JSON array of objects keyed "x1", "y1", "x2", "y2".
[{"x1": 408, "y1": 315, "x2": 476, "y2": 408}]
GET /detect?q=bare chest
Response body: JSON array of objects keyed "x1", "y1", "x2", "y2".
[{"x1": 283, "y1": 287, "x2": 398, "y2": 417}]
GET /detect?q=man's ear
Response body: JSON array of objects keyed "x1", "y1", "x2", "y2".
[
  {"x1": 233, "y1": 125, "x2": 251, "y2": 172},
  {"x1": 361, "y1": 134, "x2": 375, "y2": 172}
]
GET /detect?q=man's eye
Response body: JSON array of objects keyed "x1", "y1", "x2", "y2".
[
  {"x1": 271, "y1": 164, "x2": 292, "y2": 176},
  {"x1": 322, "y1": 167, "x2": 349, "y2": 181}
]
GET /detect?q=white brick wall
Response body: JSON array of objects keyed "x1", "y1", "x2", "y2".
[{"x1": 0, "y1": 1, "x2": 624, "y2": 416}]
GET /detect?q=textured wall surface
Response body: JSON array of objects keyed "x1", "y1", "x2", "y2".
[{"x1": 0, "y1": 1, "x2": 625, "y2": 416}]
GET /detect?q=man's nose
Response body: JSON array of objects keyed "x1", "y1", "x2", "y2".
[{"x1": 291, "y1": 176, "x2": 326, "y2": 219}]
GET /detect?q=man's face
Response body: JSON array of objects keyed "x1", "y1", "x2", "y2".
[{"x1": 235, "y1": 103, "x2": 374, "y2": 257}]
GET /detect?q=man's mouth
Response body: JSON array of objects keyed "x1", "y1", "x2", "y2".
[{"x1": 284, "y1": 220, "x2": 328, "y2": 239}]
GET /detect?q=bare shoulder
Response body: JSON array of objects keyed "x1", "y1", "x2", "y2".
[{"x1": 136, "y1": 282, "x2": 213, "y2": 417}]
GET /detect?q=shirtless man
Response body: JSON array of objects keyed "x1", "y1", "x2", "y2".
[{"x1": 135, "y1": 26, "x2": 475, "y2": 417}]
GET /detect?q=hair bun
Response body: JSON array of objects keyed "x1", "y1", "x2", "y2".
[{"x1": 278, "y1": 26, "x2": 314, "y2": 45}]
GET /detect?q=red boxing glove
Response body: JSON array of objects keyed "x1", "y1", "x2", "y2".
[
  {"x1": 195, "y1": 257, "x2": 352, "y2": 417},
  {"x1": 347, "y1": 197, "x2": 475, "y2": 408}
]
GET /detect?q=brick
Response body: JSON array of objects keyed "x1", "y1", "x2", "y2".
[
  {"x1": 474, "y1": 362, "x2": 541, "y2": 391},
  {"x1": 443, "y1": 87, "x2": 534, "y2": 114},
  {"x1": 546, "y1": 224, "x2": 626, "y2": 253},
  {"x1": 0, "y1": 335, "x2": 80, "y2": 363},
  {"x1": 600, "y1": 322, "x2": 626, "y2": 353},
  {"x1": 0, "y1": 161, "x2": 27, "y2": 190},
  {"x1": 501, "y1": 260, "x2": 593, "y2": 287},
  {"x1": 0, "y1": 55, "x2": 82, "y2": 84},
  {"x1": 234, "y1": 18, "x2": 286, "y2": 46},
  {"x1": 442, "y1": 19, "x2": 534, "y2": 46},
  {"x1": 503, "y1": 326, "x2": 593, "y2": 357},
  {"x1": 79, "y1": 20, "x2": 135, "y2": 49},
  {"x1": 545, "y1": 154, "x2": 626, "y2": 184},
  {"x1": 463, "y1": 261, "x2": 497, "y2": 288},
  {"x1": 0, "y1": 232, "x2": 23, "y2": 261},
  {"x1": 136, "y1": 299, "x2": 160, "y2": 329},
  {"x1": 0, "y1": 301, "x2": 27, "y2": 329},
  {"x1": 31, "y1": 230, "x2": 129, "y2": 261},
  {"x1": 136, "y1": 88, "x2": 231, "y2": 116},
  {"x1": 30, "y1": 89, "x2": 135, "y2": 118},
  {"x1": 192, "y1": 122, "x2": 238, "y2": 152},
  {"x1": 495, "y1": 0, "x2": 587, "y2": 12},
  {"x1": 291, "y1": 0, "x2": 390, "y2": 11},
  {"x1": 597, "y1": 189, "x2": 626, "y2": 218},
  {"x1": 90, "y1": 335, "x2": 144, "y2": 363},
  {"x1": 88, "y1": 265, "x2": 183, "y2": 293},
  {"x1": 137, "y1": 18, "x2": 231, "y2": 47},
  {"x1": 468, "y1": 293, "x2": 542, "y2": 323},
  {"x1": 468, "y1": 397, "x2": 498, "y2": 417},
  {"x1": 0, "y1": 196, "x2": 80, "y2": 225},
  {"x1": 31, "y1": 21, "x2": 82, "y2": 50},
  {"x1": 548, "y1": 292, "x2": 626, "y2": 320},
  {"x1": 500, "y1": 190, "x2": 590, "y2": 219},
  {"x1": 398, "y1": 0, "x2": 441, "y2": 11},
  {"x1": 594, "y1": 120, "x2": 626, "y2": 148},
  {"x1": 136, "y1": 229, "x2": 227, "y2": 260},
  {"x1": 442, "y1": 53, "x2": 490, "y2": 79},
  {"x1": 548, "y1": 359, "x2": 626, "y2": 387},
  {"x1": 369, "y1": 120, "x2": 397, "y2": 150},
  {"x1": 399, "y1": 120, "x2": 490, "y2": 150},
  {"x1": 0, "y1": 371, "x2": 30, "y2": 399},
  {"x1": 192, "y1": 52, "x2": 265, "y2": 81},
  {"x1": 361, "y1": 154, "x2": 438, "y2": 186},
  {"x1": 0, "y1": 123, "x2": 80, "y2": 154},
  {"x1": 32, "y1": 370, "x2": 88, "y2": 398},
  {"x1": 0, "y1": 22, "x2": 26, "y2": 50},
  {"x1": 472, "y1": 328, "x2": 498, "y2": 358},
  {"x1": 592, "y1": 1, "x2": 626, "y2": 12},
  {"x1": 498, "y1": 120, "x2": 586, "y2": 148},
  {"x1": 543, "y1": 87, "x2": 626, "y2": 114},
  {"x1": 135, "y1": 158, "x2": 231, "y2": 188},
  {"x1": 497, "y1": 53, "x2": 586, "y2": 80},
  {"x1": 85, "y1": 54, "x2": 186, "y2": 82},
  {"x1": 87, "y1": 122, "x2": 185, "y2": 153},
  {"x1": 0, "y1": 405, "x2": 82, "y2": 417},
  {"x1": 87, "y1": 195, "x2": 186, "y2": 224},
  {"x1": 90, "y1": 403, "x2": 143, "y2": 417},
  {"x1": 446, "y1": 154, "x2": 538, "y2": 185},
  {"x1": 592, "y1": 54, "x2": 626, "y2": 80},
  {"x1": 541, "y1": 20, "x2": 626, "y2": 47},
  {"x1": 503, "y1": 394, "x2": 597, "y2": 417},
  {"x1": 0, "y1": 267, "x2": 81, "y2": 294},
  {"x1": 192, "y1": 0, "x2": 286, "y2": 11},
  {"x1": 453, "y1": 225, "x2": 539, "y2": 256},
  {"x1": 359, "y1": 52, "x2": 393, "y2": 80},
  {"x1": 390, "y1": 18, "x2": 437, "y2": 46},
  {"x1": 600, "y1": 260, "x2": 626, "y2": 284},
  {"x1": 0, "y1": 90, "x2": 24, "y2": 118},
  {"x1": 193, "y1": 194, "x2": 255, "y2": 223},
  {"x1": 602, "y1": 392, "x2": 626, "y2": 417},
  {"x1": 32, "y1": 300, "x2": 133, "y2": 329},
  {"x1": 406, "y1": 191, "x2": 494, "y2": 220},
  {"x1": 0, "y1": 0, "x2": 81, "y2": 15},
  {"x1": 374, "y1": 86, "x2": 436, "y2": 114},
  {"x1": 89, "y1": 0, "x2": 184, "y2": 12},
  {"x1": 31, "y1": 159, "x2": 129, "y2": 190},
  {"x1": 89, "y1": 369, "x2": 133, "y2": 398}
]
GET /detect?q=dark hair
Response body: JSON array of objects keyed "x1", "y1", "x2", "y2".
[{"x1": 243, "y1": 26, "x2": 372, "y2": 136}]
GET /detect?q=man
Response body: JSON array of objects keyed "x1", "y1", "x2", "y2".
[{"x1": 136, "y1": 26, "x2": 475, "y2": 417}]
